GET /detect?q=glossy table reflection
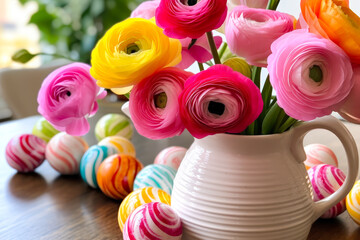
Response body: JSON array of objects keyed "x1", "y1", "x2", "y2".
[{"x1": 0, "y1": 115, "x2": 360, "y2": 240}]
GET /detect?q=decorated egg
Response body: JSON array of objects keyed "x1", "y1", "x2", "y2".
[
  {"x1": 154, "y1": 146, "x2": 187, "y2": 170},
  {"x1": 123, "y1": 202, "x2": 182, "y2": 240},
  {"x1": 118, "y1": 187, "x2": 171, "y2": 232},
  {"x1": 32, "y1": 117, "x2": 60, "y2": 142},
  {"x1": 5, "y1": 134, "x2": 47, "y2": 172},
  {"x1": 80, "y1": 145, "x2": 118, "y2": 188},
  {"x1": 134, "y1": 164, "x2": 177, "y2": 195},
  {"x1": 46, "y1": 132, "x2": 89, "y2": 175},
  {"x1": 308, "y1": 164, "x2": 346, "y2": 218},
  {"x1": 346, "y1": 180, "x2": 360, "y2": 225},
  {"x1": 95, "y1": 113, "x2": 133, "y2": 141},
  {"x1": 304, "y1": 144, "x2": 338, "y2": 170},
  {"x1": 98, "y1": 136, "x2": 136, "y2": 157},
  {"x1": 96, "y1": 154, "x2": 143, "y2": 200}
]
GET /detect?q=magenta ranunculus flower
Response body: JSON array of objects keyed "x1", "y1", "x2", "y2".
[
  {"x1": 129, "y1": 67, "x2": 193, "y2": 140},
  {"x1": 37, "y1": 63, "x2": 106, "y2": 136},
  {"x1": 268, "y1": 30, "x2": 354, "y2": 121},
  {"x1": 155, "y1": 0, "x2": 228, "y2": 39},
  {"x1": 130, "y1": 0, "x2": 160, "y2": 19},
  {"x1": 179, "y1": 64, "x2": 263, "y2": 139},
  {"x1": 225, "y1": 6, "x2": 294, "y2": 67}
]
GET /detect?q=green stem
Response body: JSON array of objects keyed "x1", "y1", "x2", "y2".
[
  {"x1": 36, "y1": 52, "x2": 76, "y2": 62},
  {"x1": 205, "y1": 61, "x2": 214, "y2": 67},
  {"x1": 218, "y1": 42, "x2": 228, "y2": 60},
  {"x1": 273, "y1": 109, "x2": 287, "y2": 133},
  {"x1": 267, "y1": 0, "x2": 281, "y2": 10},
  {"x1": 252, "y1": 66, "x2": 262, "y2": 89},
  {"x1": 277, "y1": 117, "x2": 299, "y2": 133},
  {"x1": 198, "y1": 62, "x2": 204, "y2": 71},
  {"x1": 206, "y1": 31, "x2": 221, "y2": 64}
]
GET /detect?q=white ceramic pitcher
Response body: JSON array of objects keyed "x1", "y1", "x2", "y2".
[{"x1": 171, "y1": 116, "x2": 358, "y2": 240}]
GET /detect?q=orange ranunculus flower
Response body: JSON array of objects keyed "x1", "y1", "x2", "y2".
[{"x1": 301, "y1": 0, "x2": 360, "y2": 64}]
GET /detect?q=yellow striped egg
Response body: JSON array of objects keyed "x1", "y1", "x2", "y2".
[
  {"x1": 98, "y1": 136, "x2": 136, "y2": 157},
  {"x1": 346, "y1": 180, "x2": 360, "y2": 225}
]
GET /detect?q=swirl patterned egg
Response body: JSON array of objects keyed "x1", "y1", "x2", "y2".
[
  {"x1": 123, "y1": 202, "x2": 182, "y2": 240},
  {"x1": 96, "y1": 154, "x2": 143, "y2": 200},
  {"x1": 154, "y1": 146, "x2": 187, "y2": 170},
  {"x1": 32, "y1": 117, "x2": 60, "y2": 142},
  {"x1": 346, "y1": 180, "x2": 360, "y2": 225},
  {"x1": 308, "y1": 164, "x2": 346, "y2": 218},
  {"x1": 95, "y1": 113, "x2": 133, "y2": 141},
  {"x1": 118, "y1": 187, "x2": 171, "y2": 232},
  {"x1": 46, "y1": 132, "x2": 89, "y2": 175},
  {"x1": 304, "y1": 144, "x2": 338, "y2": 170},
  {"x1": 80, "y1": 145, "x2": 118, "y2": 188},
  {"x1": 134, "y1": 164, "x2": 177, "y2": 195},
  {"x1": 5, "y1": 134, "x2": 47, "y2": 172},
  {"x1": 98, "y1": 136, "x2": 136, "y2": 157}
]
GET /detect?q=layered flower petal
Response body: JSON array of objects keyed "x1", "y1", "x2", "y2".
[
  {"x1": 229, "y1": 0, "x2": 269, "y2": 9},
  {"x1": 155, "y1": 0, "x2": 228, "y2": 39},
  {"x1": 301, "y1": 0, "x2": 360, "y2": 64},
  {"x1": 178, "y1": 64, "x2": 263, "y2": 139},
  {"x1": 267, "y1": 30, "x2": 354, "y2": 121},
  {"x1": 129, "y1": 67, "x2": 193, "y2": 139},
  {"x1": 37, "y1": 63, "x2": 106, "y2": 136},
  {"x1": 90, "y1": 18, "x2": 182, "y2": 91},
  {"x1": 225, "y1": 6, "x2": 294, "y2": 67},
  {"x1": 130, "y1": 0, "x2": 161, "y2": 19}
]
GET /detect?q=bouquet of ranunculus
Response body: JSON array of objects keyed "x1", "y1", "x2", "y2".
[{"x1": 37, "y1": 0, "x2": 360, "y2": 140}]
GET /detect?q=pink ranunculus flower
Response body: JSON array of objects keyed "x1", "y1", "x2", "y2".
[
  {"x1": 177, "y1": 34, "x2": 223, "y2": 69},
  {"x1": 179, "y1": 64, "x2": 263, "y2": 139},
  {"x1": 225, "y1": 6, "x2": 294, "y2": 67},
  {"x1": 230, "y1": 0, "x2": 269, "y2": 9},
  {"x1": 129, "y1": 67, "x2": 193, "y2": 140},
  {"x1": 37, "y1": 63, "x2": 106, "y2": 136},
  {"x1": 338, "y1": 65, "x2": 360, "y2": 123},
  {"x1": 130, "y1": 0, "x2": 160, "y2": 19},
  {"x1": 155, "y1": 0, "x2": 228, "y2": 39},
  {"x1": 267, "y1": 30, "x2": 354, "y2": 121}
]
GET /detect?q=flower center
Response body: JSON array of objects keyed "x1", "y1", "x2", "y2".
[
  {"x1": 126, "y1": 43, "x2": 140, "y2": 55},
  {"x1": 181, "y1": 0, "x2": 198, "y2": 6},
  {"x1": 154, "y1": 92, "x2": 167, "y2": 109},
  {"x1": 208, "y1": 101, "x2": 225, "y2": 116},
  {"x1": 309, "y1": 65, "x2": 323, "y2": 83},
  {"x1": 66, "y1": 91, "x2": 71, "y2": 97}
]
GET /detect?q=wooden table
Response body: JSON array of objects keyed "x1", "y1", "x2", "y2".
[{"x1": 0, "y1": 116, "x2": 360, "y2": 240}]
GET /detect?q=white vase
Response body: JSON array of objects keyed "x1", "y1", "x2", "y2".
[{"x1": 171, "y1": 116, "x2": 358, "y2": 240}]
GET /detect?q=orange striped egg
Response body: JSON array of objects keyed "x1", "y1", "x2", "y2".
[
  {"x1": 118, "y1": 187, "x2": 171, "y2": 232},
  {"x1": 346, "y1": 180, "x2": 360, "y2": 225},
  {"x1": 97, "y1": 154, "x2": 143, "y2": 200},
  {"x1": 304, "y1": 144, "x2": 338, "y2": 170},
  {"x1": 46, "y1": 132, "x2": 89, "y2": 174},
  {"x1": 98, "y1": 136, "x2": 136, "y2": 157}
]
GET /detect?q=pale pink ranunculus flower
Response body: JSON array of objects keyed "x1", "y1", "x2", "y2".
[
  {"x1": 225, "y1": 6, "x2": 294, "y2": 67},
  {"x1": 129, "y1": 67, "x2": 193, "y2": 140},
  {"x1": 229, "y1": 0, "x2": 269, "y2": 9},
  {"x1": 267, "y1": 30, "x2": 354, "y2": 121},
  {"x1": 37, "y1": 63, "x2": 106, "y2": 136},
  {"x1": 130, "y1": 0, "x2": 161, "y2": 19}
]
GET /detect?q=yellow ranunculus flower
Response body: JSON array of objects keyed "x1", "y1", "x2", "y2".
[{"x1": 90, "y1": 18, "x2": 182, "y2": 91}]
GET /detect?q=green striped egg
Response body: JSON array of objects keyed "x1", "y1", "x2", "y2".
[
  {"x1": 133, "y1": 164, "x2": 177, "y2": 195},
  {"x1": 32, "y1": 117, "x2": 60, "y2": 143},
  {"x1": 95, "y1": 113, "x2": 133, "y2": 142}
]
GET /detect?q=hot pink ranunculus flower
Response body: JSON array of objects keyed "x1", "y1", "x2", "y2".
[
  {"x1": 37, "y1": 63, "x2": 106, "y2": 136},
  {"x1": 155, "y1": 0, "x2": 228, "y2": 39},
  {"x1": 129, "y1": 67, "x2": 193, "y2": 140},
  {"x1": 130, "y1": 0, "x2": 161, "y2": 19},
  {"x1": 267, "y1": 30, "x2": 354, "y2": 121},
  {"x1": 179, "y1": 64, "x2": 263, "y2": 139},
  {"x1": 225, "y1": 6, "x2": 294, "y2": 67}
]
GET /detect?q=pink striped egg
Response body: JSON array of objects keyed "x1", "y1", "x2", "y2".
[
  {"x1": 154, "y1": 146, "x2": 187, "y2": 170},
  {"x1": 123, "y1": 202, "x2": 182, "y2": 240},
  {"x1": 304, "y1": 144, "x2": 338, "y2": 170},
  {"x1": 5, "y1": 134, "x2": 47, "y2": 172},
  {"x1": 307, "y1": 164, "x2": 346, "y2": 218},
  {"x1": 46, "y1": 132, "x2": 89, "y2": 175}
]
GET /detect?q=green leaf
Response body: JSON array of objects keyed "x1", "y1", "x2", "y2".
[{"x1": 262, "y1": 103, "x2": 283, "y2": 135}]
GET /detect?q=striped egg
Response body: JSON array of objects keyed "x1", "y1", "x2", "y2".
[
  {"x1": 80, "y1": 145, "x2": 118, "y2": 188},
  {"x1": 123, "y1": 202, "x2": 182, "y2": 240},
  {"x1": 98, "y1": 136, "x2": 136, "y2": 157},
  {"x1": 118, "y1": 187, "x2": 171, "y2": 232},
  {"x1": 304, "y1": 144, "x2": 338, "y2": 170},
  {"x1": 5, "y1": 134, "x2": 47, "y2": 172},
  {"x1": 32, "y1": 117, "x2": 60, "y2": 143},
  {"x1": 308, "y1": 164, "x2": 346, "y2": 218},
  {"x1": 46, "y1": 132, "x2": 89, "y2": 175},
  {"x1": 95, "y1": 113, "x2": 133, "y2": 141},
  {"x1": 346, "y1": 180, "x2": 360, "y2": 225},
  {"x1": 134, "y1": 164, "x2": 177, "y2": 195},
  {"x1": 96, "y1": 154, "x2": 143, "y2": 200},
  {"x1": 154, "y1": 146, "x2": 187, "y2": 170}
]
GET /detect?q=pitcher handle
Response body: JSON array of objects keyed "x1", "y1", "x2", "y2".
[{"x1": 290, "y1": 115, "x2": 358, "y2": 222}]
